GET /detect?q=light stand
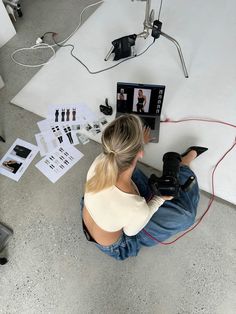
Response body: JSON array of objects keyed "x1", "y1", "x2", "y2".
[{"x1": 105, "y1": 0, "x2": 189, "y2": 78}]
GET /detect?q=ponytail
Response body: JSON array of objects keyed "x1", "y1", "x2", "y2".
[
  {"x1": 85, "y1": 114, "x2": 144, "y2": 194},
  {"x1": 85, "y1": 153, "x2": 118, "y2": 193}
]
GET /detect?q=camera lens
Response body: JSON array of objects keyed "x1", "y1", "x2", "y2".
[{"x1": 162, "y1": 152, "x2": 181, "y2": 178}]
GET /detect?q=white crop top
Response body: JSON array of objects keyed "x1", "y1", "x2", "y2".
[{"x1": 84, "y1": 154, "x2": 164, "y2": 236}]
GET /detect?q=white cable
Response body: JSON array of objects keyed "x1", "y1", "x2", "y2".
[
  {"x1": 11, "y1": 43, "x2": 56, "y2": 68},
  {"x1": 55, "y1": 0, "x2": 104, "y2": 47},
  {"x1": 11, "y1": 0, "x2": 104, "y2": 67}
]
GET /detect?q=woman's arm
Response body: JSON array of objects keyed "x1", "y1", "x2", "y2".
[
  {"x1": 143, "y1": 126, "x2": 152, "y2": 143},
  {"x1": 123, "y1": 195, "x2": 165, "y2": 236},
  {"x1": 143, "y1": 95, "x2": 147, "y2": 106}
]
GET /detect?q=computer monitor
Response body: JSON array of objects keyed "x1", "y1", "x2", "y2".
[{"x1": 116, "y1": 82, "x2": 165, "y2": 142}]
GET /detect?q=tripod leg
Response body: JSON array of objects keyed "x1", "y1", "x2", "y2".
[
  {"x1": 160, "y1": 31, "x2": 189, "y2": 78},
  {"x1": 0, "y1": 136, "x2": 5, "y2": 142},
  {"x1": 104, "y1": 46, "x2": 114, "y2": 61}
]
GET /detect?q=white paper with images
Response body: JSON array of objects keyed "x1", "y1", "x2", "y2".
[
  {"x1": 35, "y1": 131, "x2": 58, "y2": 156},
  {"x1": 47, "y1": 103, "x2": 97, "y2": 125},
  {"x1": 35, "y1": 145, "x2": 84, "y2": 183},
  {"x1": 36, "y1": 120, "x2": 80, "y2": 154},
  {"x1": 0, "y1": 139, "x2": 39, "y2": 182}
]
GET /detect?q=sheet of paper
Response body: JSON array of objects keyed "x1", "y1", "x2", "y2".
[
  {"x1": 0, "y1": 139, "x2": 39, "y2": 182},
  {"x1": 47, "y1": 103, "x2": 97, "y2": 125},
  {"x1": 35, "y1": 131, "x2": 58, "y2": 156},
  {"x1": 35, "y1": 145, "x2": 84, "y2": 183},
  {"x1": 36, "y1": 120, "x2": 79, "y2": 154}
]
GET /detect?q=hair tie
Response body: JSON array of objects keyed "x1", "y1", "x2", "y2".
[{"x1": 108, "y1": 149, "x2": 116, "y2": 155}]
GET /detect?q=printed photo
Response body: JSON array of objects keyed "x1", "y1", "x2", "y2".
[
  {"x1": 99, "y1": 116, "x2": 108, "y2": 126},
  {"x1": 10, "y1": 144, "x2": 31, "y2": 160},
  {"x1": 91, "y1": 129, "x2": 101, "y2": 136},
  {"x1": 93, "y1": 121, "x2": 100, "y2": 130},
  {"x1": 132, "y1": 88, "x2": 151, "y2": 113},
  {"x1": 85, "y1": 123, "x2": 92, "y2": 131},
  {"x1": 76, "y1": 134, "x2": 90, "y2": 145},
  {"x1": 71, "y1": 124, "x2": 81, "y2": 131},
  {"x1": 1, "y1": 158, "x2": 22, "y2": 174}
]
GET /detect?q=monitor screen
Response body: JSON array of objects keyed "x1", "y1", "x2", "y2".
[{"x1": 117, "y1": 82, "x2": 165, "y2": 116}]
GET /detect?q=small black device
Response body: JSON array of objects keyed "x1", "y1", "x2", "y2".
[
  {"x1": 100, "y1": 98, "x2": 113, "y2": 115},
  {"x1": 148, "y1": 152, "x2": 195, "y2": 197},
  {"x1": 151, "y1": 20, "x2": 162, "y2": 40}
]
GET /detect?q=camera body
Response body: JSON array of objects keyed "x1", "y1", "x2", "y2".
[{"x1": 148, "y1": 152, "x2": 181, "y2": 197}]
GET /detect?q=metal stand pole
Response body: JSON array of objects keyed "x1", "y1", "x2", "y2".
[
  {"x1": 104, "y1": 46, "x2": 114, "y2": 61},
  {"x1": 160, "y1": 31, "x2": 189, "y2": 78},
  {"x1": 136, "y1": 0, "x2": 189, "y2": 78}
]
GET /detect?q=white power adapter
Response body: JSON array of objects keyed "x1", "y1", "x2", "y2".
[{"x1": 36, "y1": 37, "x2": 43, "y2": 45}]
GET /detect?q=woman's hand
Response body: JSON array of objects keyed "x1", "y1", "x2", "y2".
[
  {"x1": 143, "y1": 126, "x2": 155, "y2": 144},
  {"x1": 160, "y1": 195, "x2": 174, "y2": 201}
]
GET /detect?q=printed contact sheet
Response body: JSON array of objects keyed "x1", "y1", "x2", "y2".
[
  {"x1": 35, "y1": 145, "x2": 84, "y2": 183},
  {"x1": 36, "y1": 120, "x2": 81, "y2": 156},
  {"x1": 36, "y1": 114, "x2": 108, "y2": 154}
]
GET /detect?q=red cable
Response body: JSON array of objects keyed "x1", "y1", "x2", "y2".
[
  {"x1": 143, "y1": 117, "x2": 236, "y2": 245},
  {"x1": 161, "y1": 117, "x2": 236, "y2": 128}
]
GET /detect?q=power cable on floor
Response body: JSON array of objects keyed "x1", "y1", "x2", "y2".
[
  {"x1": 52, "y1": 33, "x2": 155, "y2": 74},
  {"x1": 11, "y1": 0, "x2": 104, "y2": 67}
]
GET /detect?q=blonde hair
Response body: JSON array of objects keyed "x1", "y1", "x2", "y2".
[{"x1": 85, "y1": 114, "x2": 144, "y2": 193}]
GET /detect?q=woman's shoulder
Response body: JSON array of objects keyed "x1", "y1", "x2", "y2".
[{"x1": 86, "y1": 153, "x2": 103, "y2": 180}]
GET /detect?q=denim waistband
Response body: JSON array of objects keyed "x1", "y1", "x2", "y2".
[{"x1": 95, "y1": 234, "x2": 125, "y2": 252}]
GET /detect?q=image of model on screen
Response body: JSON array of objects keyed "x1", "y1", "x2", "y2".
[
  {"x1": 117, "y1": 89, "x2": 128, "y2": 113},
  {"x1": 136, "y1": 90, "x2": 147, "y2": 113}
]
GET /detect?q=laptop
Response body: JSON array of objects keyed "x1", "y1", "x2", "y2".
[{"x1": 116, "y1": 82, "x2": 165, "y2": 143}]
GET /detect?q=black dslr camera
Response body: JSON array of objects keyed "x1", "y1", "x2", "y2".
[{"x1": 148, "y1": 152, "x2": 195, "y2": 197}]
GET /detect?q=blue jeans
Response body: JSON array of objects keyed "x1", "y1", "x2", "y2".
[{"x1": 81, "y1": 165, "x2": 200, "y2": 261}]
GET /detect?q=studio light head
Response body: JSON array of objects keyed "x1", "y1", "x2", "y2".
[{"x1": 105, "y1": 34, "x2": 137, "y2": 61}]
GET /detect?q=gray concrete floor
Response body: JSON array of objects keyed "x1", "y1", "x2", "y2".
[{"x1": 0, "y1": 1, "x2": 236, "y2": 313}]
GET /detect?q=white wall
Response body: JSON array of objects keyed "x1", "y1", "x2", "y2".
[{"x1": 0, "y1": 0, "x2": 16, "y2": 48}]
